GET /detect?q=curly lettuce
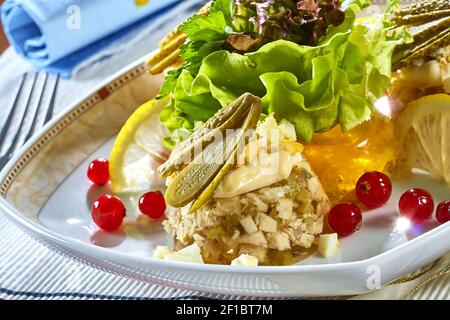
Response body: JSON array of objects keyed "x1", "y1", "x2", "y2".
[{"x1": 160, "y1": 0, "x2": 409, "y2": 147}]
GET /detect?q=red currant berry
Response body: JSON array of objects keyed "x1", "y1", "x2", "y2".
[
  {"x1": 91, "y1": 194, "x2": 125, "y2": 231},
  {"x1": 87, "y1": 158, "x2": 110, "y2": 185},
  {"x1": 436, "y1": 200, "x2": 450, "y2": 224},
  {"x1": 138, "y1": 191, "x2": 166, "y2": 219},
  {"x1": 356, "y1": 171, "x2": 392, "y2": 209},
  {"x1": 328, "y1": 203, "x2": 362, "y2": 237},
  {"x1": 398, "y1": 188, "x2": 434, "y2": 224}
]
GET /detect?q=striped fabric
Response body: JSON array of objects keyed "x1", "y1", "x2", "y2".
[{"x1": 0, "y1": 214, "x2": 238, "y2": 300}]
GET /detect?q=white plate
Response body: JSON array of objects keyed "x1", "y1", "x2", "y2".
[{"x1": 0, "y1": 56, "x2": 449, "y2": 297}]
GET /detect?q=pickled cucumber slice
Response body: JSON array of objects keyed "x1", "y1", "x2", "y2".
[
  {"x1": 391, "y1": 1, "x2": 450, "y2": 69},
  {"x1": 164, "y1": 94, "x2": 262, "y2": 208},
  {"x1": 395, "y1": 0, "x2": 450, "y2": 17},
  {"x1": 392, "y1": 17, "x2": 450, "y2": 68},
  {"x1": 158, "y1": 93, "x2": 258, "y2": 177},
  {"x1": 189, "y1": 101, "x2": 261, "y2": 212}
]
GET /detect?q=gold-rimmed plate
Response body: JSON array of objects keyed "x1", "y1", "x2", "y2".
[{"x1": 0, "y1": 55, "x2": 449, "y2": 297}]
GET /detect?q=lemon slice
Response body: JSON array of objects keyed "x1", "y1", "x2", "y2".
[
  {"x1": 396, "y1": 94, "x2": 450, "y2": 183},
  {"x1": 110, "y1": 97, "x2": 169, "y2": 193}
]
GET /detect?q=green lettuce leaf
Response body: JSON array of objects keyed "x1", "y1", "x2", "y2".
[
  {"x1": 210, "y1": 0, "x2": 233, "y2": 27},
  {"x1": 160, "y1": 0, "x2": 410, "y2": 145},
  {"x1": 179, "y1": 12, "x2": 228, "y2": 41},
  {"x1": 158, "y1": 4, "x2": 232, "y2": 97}
]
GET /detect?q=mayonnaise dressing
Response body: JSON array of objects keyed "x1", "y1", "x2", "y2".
[{"x1": 214, "y1": 150, "x2": 303, "y2": 198}]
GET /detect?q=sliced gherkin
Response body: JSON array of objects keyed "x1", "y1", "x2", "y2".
[
  {"x1": 165, "y1": 130, "x2": 240, "y2": 208},
  {"x1": 164, "y1": 93, "x2": 261, "y2": 208},
  {"x1": 395, "y1": 0, "x2": 450, "y2": 17},
  {"x1": 391, "y1": 2, "x2": 450, "y2": 69},
  {"x1": 393, "y1": 29, "x2": 450, "y2": 70},
  {"x1": 158, "y1": 93, "x2": 256, "y2": 177},
  {"x1": 189, "y1": 101, "x2": 261, "y2": 212},
  {"x1": 401, "y1": 31, "x2": 450, "y2": 67},
  {"x1": 392, "y1": 18, "x2": 449, "y2": 64},
  {"x1": 393, "y1": 10, "x2": 450, "y2": 27}
]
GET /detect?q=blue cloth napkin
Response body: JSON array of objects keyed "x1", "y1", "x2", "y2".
[{"x1": 1, "y1": 0, "x2": 182, "y2": 77}]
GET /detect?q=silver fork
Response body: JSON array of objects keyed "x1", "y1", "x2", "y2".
[{"x1": 0, "y1": 72, "x2": 59, "y2": 170}]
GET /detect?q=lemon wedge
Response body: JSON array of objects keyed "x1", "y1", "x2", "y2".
[
  {"x1": 396, "y1": 94, "x2": 450, "y2": 184},
  {"x1": 110, "y1": 97, "x2": 169, "y2": 193}
]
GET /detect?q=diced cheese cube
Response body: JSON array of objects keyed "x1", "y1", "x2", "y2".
[
  {"x1": 163, "y1": 243, "x2": 204, "y2": 264},
  {"x1": 240, "y1": 215, "x2": 258, "y2": 234},
  {"x1": 267, "y1": 232, "x2": 291, "y2": 251},
  {"x1": 231, "y1": 254, "x2": 259, "y2": 266},
  {"x1": 153, "y1": 246, "x2": 173, "y2": 260},
  {"x1": 318, "y1": 233, "x2": 340, "y2": 258},
  {"x1": 288, "y1": 219, "x2": 306, "y2": 231},
  {"x1": 298, "y1": 233, "x2": 315, "y2": 248},
  {"x1": 313, "y1": 220, "x2": 324, "y2": 234},
  {"x1": 276, "y1": 198, "x2": 294, "y2": 220},
  {"x1": 258, "y1": 214, "x2": 277, "y2": 233},
  {"x1": 246, "y1": 193, "x2": 269, "y2": 213},
  {"x1": 239, "y1": 231, "x2": 268, "y2": 248}
]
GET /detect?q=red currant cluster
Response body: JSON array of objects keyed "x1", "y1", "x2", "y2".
[
  {"x1": 328, "y1": 171, "x2": 450, "y2": 237},
  {"x1": 87, "y1": 158, "x2": 166, "y2": 232}
]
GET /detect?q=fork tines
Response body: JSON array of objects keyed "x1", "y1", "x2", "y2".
[{"x1": 0, "y1": 72, "x2": 59, "y2": 169}]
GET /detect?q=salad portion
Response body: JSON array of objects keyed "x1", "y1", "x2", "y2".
[
  {"x1": 149, "y1": 0, "x2": 411, "y2": 203},
  {"x1": 160, "y1": 93, "x2": 331, "y2": 264},
  {"x1": 156, "y1": 0, "x2": 404, "y2": 147},
  {"x1": 85, "y1": 0, "x2": 449, "y2": 267}
]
